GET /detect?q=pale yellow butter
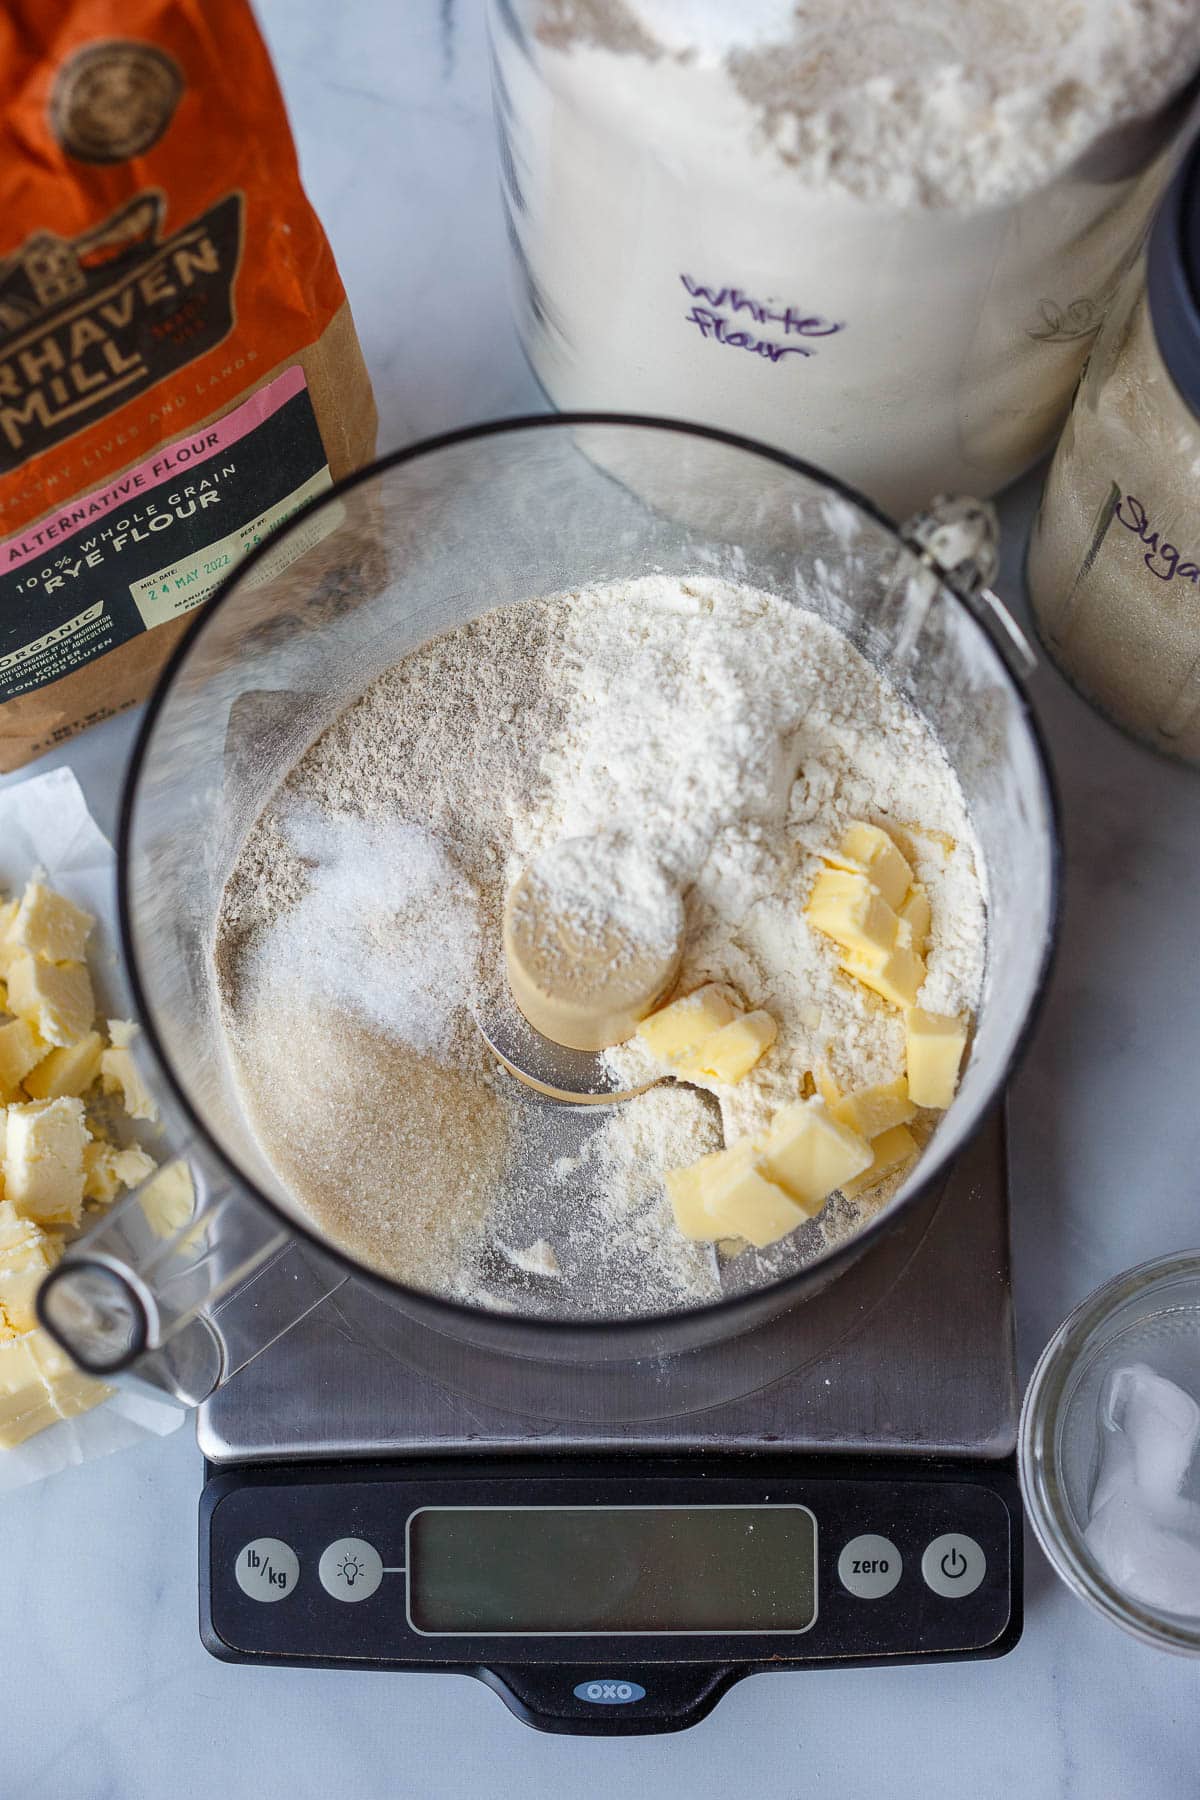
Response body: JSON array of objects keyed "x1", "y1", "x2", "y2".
[
  {"x1": 899, "y1": 884, "x2": 932, "y2": 955},
  {"x1": 832, "y1": 1076, "x2": 916, "y2": 1140},
  {"x1": 4, "y1": 1097, "x2": 88, "y2": 1226},
  {"x1": 82, "y1": 1140, "x2": 156, "y2": 1206},
  {"x1": 30, "y1": 1330, "x2": 112, "y2": 1421},
  {"x1": 0, "y1": 1018, "x2": 45, "y2": 1097},
  {"x1": 700, "y1": 1138, "x2": 810, "y2": 1249},
  {"x1": 906, "y1": 1008, "x2": 969, "y2": 1110},
  {"x1": 9, "y1": 881, "x2": 93, "y2": 965},
  {"x1": 842, "y1": 1123, "x2": 919, "y2": 1199},
  {"x1": 138, "y1": 1159, "x2": 193, "y2": 1237},
  {"x1": 7, "y1": 953, "x2": 94, "y2": 1048},
  {"x1": 0, "y1": 900, "x2": 20, "y2": 978},
  {"x1": 637, "y1": 985, "x2": 740, "y2": 1062},
  {"x1": 675, "y1": 1009, "x2": 777, "y2": 1084},
  {"x1": 100, "y1": 1022, "x2": 159, "y2": 1123},
  {"x1": 0, "y1": 1200, "x2": 62, "y2": 1338},
  {"x1": 0, "y1": 1327, "x2": 110, "y2": 1447},
  {"x1": 23, "y1": 1030, "x2": 104, "y2": 1100},
  {"x1": 0, "y1": 1335, "x2": 58, "y2": 1448},
  {"x1": 814, "y1": 1061, "x2": 843, "y2": 1108},
  {"x1": 664, "y1": 1150, "x2": 728, "y2": 1241},
  {"x1": 760, "y1": 1097, "x2": 873, "y2": 1214},
  {"x1": 806, "y1": 868, "x2": 901, "y2": 967},
  {"x1": 838, "y1": 934, "x2": 925, "y2": 1009},
  {"x1": 834, "y1": 822, "x2": 913, "y2": 911}
]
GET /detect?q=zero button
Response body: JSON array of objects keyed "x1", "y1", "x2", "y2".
[{"x1": 838, "y1": 1533, "x2": 903, "y2": 1598}]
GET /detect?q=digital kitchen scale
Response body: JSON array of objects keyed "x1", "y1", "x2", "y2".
[{"x1": 197, "y1": 1109, "x2": 1021, "y2": 1734}]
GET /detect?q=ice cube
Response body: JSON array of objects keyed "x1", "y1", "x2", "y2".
[
  {"x1": 1104, "y1": 1363, "x2": 1200, "y2": 1501},
  {"x1": 1085, "y1": 1495, "x2": 1200, "y2": 1617},
  {"x1": 1085, "y1": 1363, "x2": 1200, "y2": 1619}
]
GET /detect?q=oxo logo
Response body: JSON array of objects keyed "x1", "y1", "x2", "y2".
[{"x1": 573, "y1": 1679, "x2": 646, "y2": 1705}]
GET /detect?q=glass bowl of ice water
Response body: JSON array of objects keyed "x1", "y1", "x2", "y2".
[{"x1": 1021, "y1": 1252, "x2": 1200, "y2": 1652}]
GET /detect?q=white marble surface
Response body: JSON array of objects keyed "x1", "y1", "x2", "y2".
[{"x1": 4, "y1": 4, "x2": 1200, "y2": 1795}]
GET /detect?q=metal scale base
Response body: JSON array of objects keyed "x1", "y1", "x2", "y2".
[{"x1": 198, "y1": 1109, "x2": 1022, "y2": 1734}]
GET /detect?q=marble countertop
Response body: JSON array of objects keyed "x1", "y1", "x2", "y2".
[{"x1": 4, "y1": 4, "x2": 1200, "y2": 1796}]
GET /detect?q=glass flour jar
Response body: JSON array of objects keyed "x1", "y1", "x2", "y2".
[
  {"x1": 1028, "y1": 138, "x2": 1200, "y2": 763},
  {"x1": 490, "y1": 0, "x2": 1200, "y2": 518}
]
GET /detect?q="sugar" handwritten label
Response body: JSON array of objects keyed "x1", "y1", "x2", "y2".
[{"x1": 1116, "y1": 494, "x2": 1200, "y2": 585}]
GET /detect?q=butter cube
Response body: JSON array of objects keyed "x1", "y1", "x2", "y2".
[
  {"x1": 138, "y1": 1159, "x2": 193, "y2": 1236},
  {"x1": 833, "y1": 822, "x2": 913, "y2": 910},
  {"x1": 637, "y1": 985, "x2": 740, "y2": 1062},
  {"x1": 895, "y1": 822, "x2": 958, "y2": 858},
  {"x1": 23, "y1": 1030, "x2": 104, "y2": 1100},
  {"x1": 0, "y1": 1245, "x2": 62, "y2": 1346},
  {"x1": 675, "y1": 1009, "x2": 777, "y2": 1084},
  {"x1": 899, "y1": 884, "x2": 932, "y2": 955},
  {"x1": 814, "y1": 1061, "x2": 843, "y2": 1108},
  {"x1": 842, "y1": 1124, "x2": 919, "y2": 1199},
  {"x1": 30, "y1": 1331, "x2": 112, "y2": 1421},
  {"x1": 100, "y1": 1024, "x2": 159, "y2": 1123},
  {"x1": 6, "y1": 953, "x2": 93, "y2": 1048},
  {"x1": 0, "y1": 1330, "x2": 111, "y2": 1446},
  {"x1": 83, "y1": 1139, "x2": 157, "y2": 1206},
  {"x1": 0, "y1": 899, "x2": 19, "y2": 977},
  {"x1": 807, "y1": 869, "x2": 900, "y2": 966},
  {"x1": 701, "y1": 1138, "x2": 810, "y2": 1249},
  {"x1": 838, "y1": 937, "x2": 925, "y2": 1009},
  {"x1": 832, "y1": 1076, "x2": 916, "y2": 1140},
  {"x1": 665, "y1": 1149, "x2": 729, "y2": 1241},
  {"x1": 0, "y1": 1018, "x2": 45, "y2": 1096},
  {"x1": 0, "y1": 1200, "x2": 38, "y2": 1257},
  {"x1": 9, "y1": 881, "x2": 93, "y2": 964},
  {"x1": 0, "y1": 1335, "x2": 58, "y2": 1448},
  {"x1": 760, "y1": 1098, "x2": 873, "y2": 1214},
  {"x1": 4, "y1": 1098, "x2": 88, "y2": 1226},
  {"x1": 906, "y1": 1008, "x2": 969, "y2": 1110},
  {"x1": 0, "y1": 1201, "x2": 62, "y2": 1337}
]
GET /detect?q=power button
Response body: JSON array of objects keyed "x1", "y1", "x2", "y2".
[{"x1": 921, "y1": 1533, "x2": 987, "y2": 1598}]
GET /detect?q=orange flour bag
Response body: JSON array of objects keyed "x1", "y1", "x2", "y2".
[{"x1": 0, "y1": 0, "x2": 377, "y2": 769}]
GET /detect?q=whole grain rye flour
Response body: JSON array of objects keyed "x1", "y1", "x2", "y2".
[{"x1": 0, "y1": 0, "x2": 377, "y2": 769}]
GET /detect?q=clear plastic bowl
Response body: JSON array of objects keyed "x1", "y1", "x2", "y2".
[{"x1": 1020, "y1": 1251, "x2": 1200, "y2": 1653}]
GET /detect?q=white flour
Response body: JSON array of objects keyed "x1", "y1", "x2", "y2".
[
  {"x1": 513, "y1": 576, "x2": 983, "y2": 1144},
  {"x1": 513, "y1": 834, "x2": 683, "y2": 966},
  {"x1": 498, "y1": 0, "x2": 1199, "y2": 511},
  {"x1": 216, "y1": 575, "x2": 985, "y2": 1318}
]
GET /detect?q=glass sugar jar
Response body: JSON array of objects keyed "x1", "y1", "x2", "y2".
[{"x1": 1028, "y1": 138, "x2": 1200, "y2": 764}]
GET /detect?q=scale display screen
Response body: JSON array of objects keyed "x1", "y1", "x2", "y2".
[{"x1": 407, "y1": 1505, "x2": 817, "y2": 1635}]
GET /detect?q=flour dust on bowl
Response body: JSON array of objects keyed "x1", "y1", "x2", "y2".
[{"x1": 38, "y1": 418, "x2": 1056, "y2": 1406}]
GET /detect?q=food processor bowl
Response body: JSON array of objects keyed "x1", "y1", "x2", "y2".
[{"x1": 38, "y1": 417, "x2": 1057, "y2": 1404}]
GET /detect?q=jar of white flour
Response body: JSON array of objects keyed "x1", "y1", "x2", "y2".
[
  {"x1": 1027, "y1": 140, "x2": 1200, "y2": 763},
  {"x1": 491, "y1": 1, "x2": 1200, "y2": 517}
]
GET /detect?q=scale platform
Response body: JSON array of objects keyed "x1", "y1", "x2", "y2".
[{"x1": 198, "y1": 1109, "x2": 1021, "y2": 1734}]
